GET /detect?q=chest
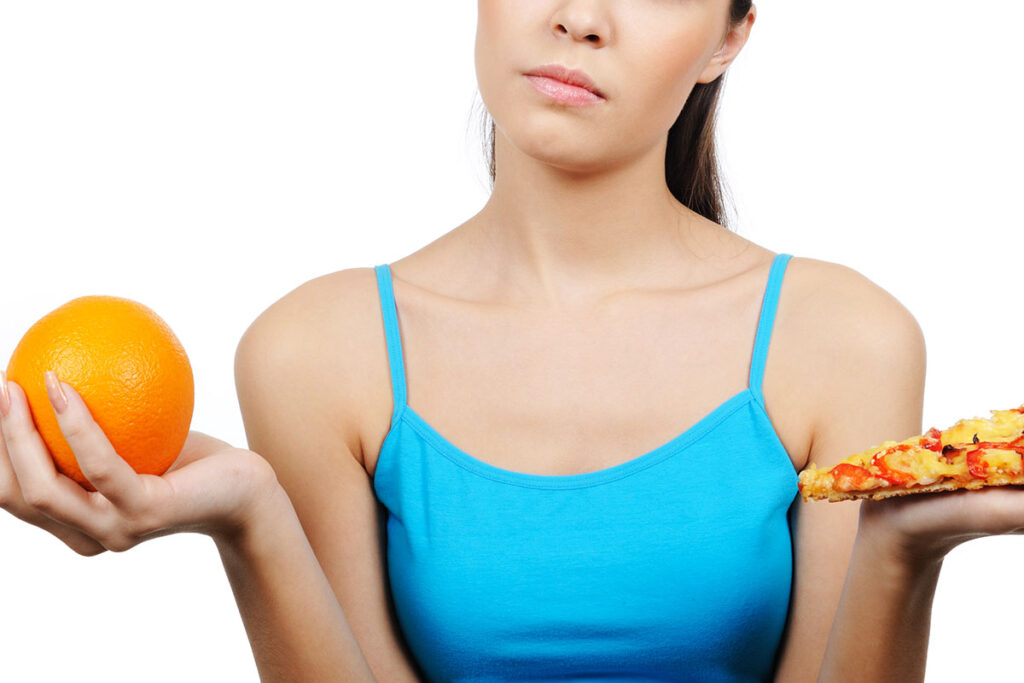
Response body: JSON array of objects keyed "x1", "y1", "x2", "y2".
[
  {"x1": 374, "y1": 414, "x2": 798, "y2": 680},
  {"x1": 363, "y1": 280, "x2": 811, "y2": 479}
]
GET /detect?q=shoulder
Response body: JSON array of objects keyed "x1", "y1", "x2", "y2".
[
  {"x1": 239, "y1": 267, "x2": 383, "y2": 337},
  {"x1": 780, "y1": 255, "x2": 927, "y2": 466},
  {"x1": 781, "y1": 255, "x2": 925, "y2": 349},
  {"x1": 782, "y1": 255, "x2": 925, "y2": 371},
  {"x1": 234, "y1": 267, "x2": 390, "y2": 465}
]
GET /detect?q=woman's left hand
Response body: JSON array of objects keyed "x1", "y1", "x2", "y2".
[{"x1": 859, "y1": 485, "x2": 1024, "y2": 565}]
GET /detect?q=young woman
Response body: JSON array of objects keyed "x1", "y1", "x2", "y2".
[{"x1": 2, "y1": 1, "x2": 1022, "y2": 681}]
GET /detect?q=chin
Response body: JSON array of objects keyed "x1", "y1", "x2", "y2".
[{"x1": 496, "y1": 115, "x2": 620, "y2": 175}]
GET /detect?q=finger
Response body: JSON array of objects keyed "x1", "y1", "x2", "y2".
[
  {"x1": 2, "y1": 378, "x2": 101, "y2": 523},
  {"x1": 16, "y1": 507, "x2": 108, "y2": 556},
  {"x1": 1, "y1": 378, "x2": 106, "y2": 555},
  {"x1": 0, "y1": 397, "x2": 18, "y2": 503},
  {"x1": 44, "y1": 371, "x2": 147, "y2": 512}
]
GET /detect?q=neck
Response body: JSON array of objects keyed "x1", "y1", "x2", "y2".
[{"x1": 471, "y1": 131, "x2": 714, "y2": 307}]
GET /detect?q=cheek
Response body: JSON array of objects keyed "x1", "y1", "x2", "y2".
[
  {"x1": 632, "y1": 40, "x2": 713, "y2": 123},
  {"x1": 474, "y1": 3, "x2": 515, "y2": 110}
]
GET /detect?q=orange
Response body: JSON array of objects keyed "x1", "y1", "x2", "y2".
[{"x1": 5, "y1": 295, "x2": 194, "y2": 491}]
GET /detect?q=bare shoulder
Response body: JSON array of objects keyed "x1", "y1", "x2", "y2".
[
  {"x1": 781, "y1": 256, "x2": 924, "y2": 343},
  {"x1": 234, "y1": 267, "x2": 392, "y2": 468},
  {"x1": 778, "y1": 255, "x2": 927, "y2": 468}
]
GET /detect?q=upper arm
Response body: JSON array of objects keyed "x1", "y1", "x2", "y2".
[
  {"x1": 771, "y1": 261, "x2": 927, "y2": 681},
  {"x1": 233, "y1": 268, "x2": 422, "y2": 682}
]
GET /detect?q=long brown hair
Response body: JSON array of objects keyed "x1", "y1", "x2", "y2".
[{"x1": 475, "y1": 0, "x2": 753, "y2": 230}]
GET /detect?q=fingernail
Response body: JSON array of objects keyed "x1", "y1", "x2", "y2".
[
  {"x1": 45, "y1": 370, "x2": 68, "y2": 414},
  {"x1": 0, "y1": 370, "x2": 10, "y2": 418}
]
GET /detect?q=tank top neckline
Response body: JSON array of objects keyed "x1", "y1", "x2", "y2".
[
  {"x1": 373, "y1": 253, "x2": 797, "y2": 490},
  {"x1": 393, "y1": 387, "x2": 780, "y2": 490}
]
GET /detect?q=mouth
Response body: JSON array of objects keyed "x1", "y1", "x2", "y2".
[
  {"x1": 525, "y1": 75, "x2": 605, "y2": 106},
  {"x1": 524, "y1": 63, "x2": 605, "y2": 99}
]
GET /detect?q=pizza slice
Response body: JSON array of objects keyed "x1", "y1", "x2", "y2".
[{"x1": 798, "y1": 405, "x2": 1024, "y2": 502}]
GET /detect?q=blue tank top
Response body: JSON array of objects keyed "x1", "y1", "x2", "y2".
[{"x1": 371, "y1": 253, "x2": 799, "y2": 682}]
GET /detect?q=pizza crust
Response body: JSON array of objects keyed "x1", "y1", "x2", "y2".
[{"x1": 805, "y1": 476, "x2": 1024, "y2": 503}]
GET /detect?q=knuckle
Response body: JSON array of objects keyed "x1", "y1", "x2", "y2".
[
  {"x1": 32, "y1": 497, "x2": 57, "y2": 517},
  {"x1": 75, "y1": 544, "x2": 107, "y2": 558},
  {"x1": 3, "y1": 428, "x2": 24, "y2": 450},
  {"x1": 103, "y1": 535, "x2": 135, "y2": 553},
  {"x1": 81, "y1": 466, "x2": 113, "y2": 488},
  {"x1": 96, "y1": 519, "x2": 139, "y2": 553},
  {"x1": 60, "y1": 418, "x2": 89, "y2": 443},
  {"x1": 20, "y1": 485, "x2": 51, "y2": 511},
  {"x1": 97, "y1": 528, "x2": 125, "y2": 552},
  {"x1": 62, "y1": 535, "x2": 106, "y2": 557}
]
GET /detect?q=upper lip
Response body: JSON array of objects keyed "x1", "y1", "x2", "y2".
[{"x1": 525, "y1": 64, "x2": 604, "y2": 98}]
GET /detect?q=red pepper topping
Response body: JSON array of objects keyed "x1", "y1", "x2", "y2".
[
  {"x1": 871, "y1": 451, "x2": 915, "y2": 485},
  {"x1": 922, "y1": 427, "x2": 943, "y2": 452}
]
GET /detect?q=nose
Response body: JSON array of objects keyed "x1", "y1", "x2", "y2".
[{"x1": 551, "y1": 4, "x2": 609, "y2": 46}]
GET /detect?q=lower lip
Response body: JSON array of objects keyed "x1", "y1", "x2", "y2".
[{"x1": 525, "y1": 75, "x2": 604, "y2": 106}]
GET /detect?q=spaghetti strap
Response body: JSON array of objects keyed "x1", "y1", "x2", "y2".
[
  {"x1": 373, "y1": 264, "x2": 408, "y2": 425},
  {"x1": 748, "y1": 253, "x2": 793, "y2": 409}
]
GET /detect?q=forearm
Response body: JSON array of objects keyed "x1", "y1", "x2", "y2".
[
  {"x1": 817, "y1": 521, "x2": 943, "y2": 683},
  {"x1": 212, "y1": 484, "x2": 376, "y2": 683}
]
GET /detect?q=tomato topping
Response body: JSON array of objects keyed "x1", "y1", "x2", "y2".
[
  {"x1": 966, "y1": 450, "x2": 989, "y2": 478},
  {"x1": 830, "y1": 463, "x2": 872, "y2": 491}
]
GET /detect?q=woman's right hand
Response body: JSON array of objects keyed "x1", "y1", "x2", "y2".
[{"x1": 0, "y1": 373, "x2": 279, "y2": 556}]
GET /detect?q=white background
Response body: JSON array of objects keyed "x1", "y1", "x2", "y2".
[{"x1": 1, "y1": 1, "x2": 1022, "y2": 681}]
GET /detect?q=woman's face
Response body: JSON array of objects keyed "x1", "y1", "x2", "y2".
[{"x1": 475, "y1": 0, "x2": 752, "y2": 174}]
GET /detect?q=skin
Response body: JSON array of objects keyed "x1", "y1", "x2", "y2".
[
  {"x1": 469, "y1": 0, "x2": 752, "y2": 306},
  {"x1": 3, "y1": 2, "x2": 1024, "y2": 681}
]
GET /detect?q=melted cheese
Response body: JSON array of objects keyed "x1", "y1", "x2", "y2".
[
  {"x1": 977, "y1": 448, "x2": 1024, "y2": 474},
  {"x1": 942, "y1": 409, "x2": 1024, "y2": 445}
]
